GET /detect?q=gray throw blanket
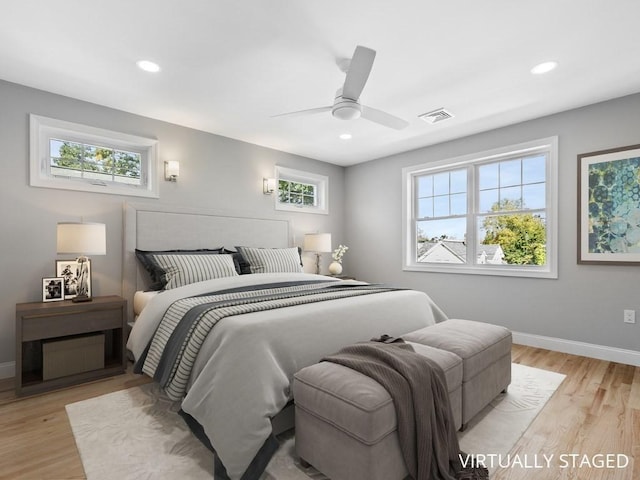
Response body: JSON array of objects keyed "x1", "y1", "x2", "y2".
[{"x1": 323, "y1": 338, "x2": 487, "y2": 480}]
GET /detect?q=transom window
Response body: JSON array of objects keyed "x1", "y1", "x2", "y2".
[
  {"x1": 30, "y1": 114, "x2": 159, "y2": 198},
  {"x1": 403, "y1": 137, "x2": 558, "y2": 278},
  {"x1": 50, "y1": 138, "x2": 142, "y2": 186},
  {"x1": 278, "y1": 178, "x2": 316, "y2": 206},
  {"x1": 274, "y1": 166, "x2": 328, "y2": 215}
]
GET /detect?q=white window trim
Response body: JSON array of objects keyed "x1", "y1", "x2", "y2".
[
  {"x1": 29, "y1": 114, "x2": 159, "y2": 198},
  {"x1": 402, "y1": 136, "x2": 558, "y2": 279},
  {"x1": 274, "y1": 166, "x2": 329, "y2": 215}
]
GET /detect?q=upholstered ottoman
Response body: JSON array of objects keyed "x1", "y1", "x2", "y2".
[
  {"x1": 292, "y1": 343, "x2": 462, "y2": 480},
  {"x1": 404, "y1": 319, "x2": 512, "y2": 428}
]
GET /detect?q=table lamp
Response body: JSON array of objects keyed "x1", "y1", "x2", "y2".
[
  {"x1": 303, "y1": 233, "x2": 332, "y2": 275},
  {"x1": 56, "y1": 222, "x2": 106, "y2": 302}
]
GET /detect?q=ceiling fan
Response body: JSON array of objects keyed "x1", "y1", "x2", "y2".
[{"x1": 273, "y1": 45, "x2": 409, "y2": 130}]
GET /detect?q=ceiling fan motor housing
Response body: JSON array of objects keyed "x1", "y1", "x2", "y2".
[{"x1": 332, "y1": 88, "x2": 362, "y2": 120}]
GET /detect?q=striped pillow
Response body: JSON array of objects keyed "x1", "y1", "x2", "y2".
[
  {"x1": 235, "y1": 246, "x2": 303, "y2": 274},
  {"x1": 146, "y1": 253, "x2": 238, "y2": 289}
]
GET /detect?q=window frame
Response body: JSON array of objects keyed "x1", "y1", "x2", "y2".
[
  {"x1": 402, "y1": 136, "x2": 558, "y2": 278},
  {"x1": 29, "y1": 114, "x2": 159, "y2": 198},
  {"x1": 274, "y1": 166, "x2": 328, "y2": 215}
]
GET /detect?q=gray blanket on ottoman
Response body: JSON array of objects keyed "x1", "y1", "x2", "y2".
[{"x1": 322, "y1": 337, "x2": 488, "y2": 480}]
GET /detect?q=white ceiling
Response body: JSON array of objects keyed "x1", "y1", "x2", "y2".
[{"x1": 2, "y1": 1, "x2": 640, "y2": 166}]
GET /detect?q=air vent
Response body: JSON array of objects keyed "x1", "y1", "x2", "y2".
[{"x1": 418, "y1": 108, "x2": 454, "y2": 124}]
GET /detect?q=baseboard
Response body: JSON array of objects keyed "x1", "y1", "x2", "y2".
[
  {"x1": 0, "y1": 361, "x2": 15, "y2": 380},
  {"x1": 513, "y1": 331, "x2": 640, "y2": 367}
]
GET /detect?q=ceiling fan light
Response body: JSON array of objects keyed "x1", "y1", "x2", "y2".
[{"x1": 332, "y1": 103, "x2": 361, "y2": 120}]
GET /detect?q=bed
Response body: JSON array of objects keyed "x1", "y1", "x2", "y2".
[{"x1": 123, "y1": 203, "x2": 447, "y2": 480}]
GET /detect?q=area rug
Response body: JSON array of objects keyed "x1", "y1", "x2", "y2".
[{"x1": 66, "y1": 363, "x2": 565, "y2": 480}]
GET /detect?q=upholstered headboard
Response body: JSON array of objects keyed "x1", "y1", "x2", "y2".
[{"x1": 122, "y1": 202, "x2": 292, "y2": 322}]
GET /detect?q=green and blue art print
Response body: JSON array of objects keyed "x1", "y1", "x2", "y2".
[{"x1": 579, "y1": 144, "x2": 640, "y2": 264}]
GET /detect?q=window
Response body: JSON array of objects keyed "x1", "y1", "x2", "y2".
[
  {"x1": 30, "y1": 114, "x2": 159, "y2": 198},
  {"x1": 274, "y1": 166, "x2": 328, "y2": 214},
  {"x1": 402, "y1": 137, "x2": 558, "y2": 278}
]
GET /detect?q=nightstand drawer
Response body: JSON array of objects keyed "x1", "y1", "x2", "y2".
[{"x1": 22, "y1": 308, "x2": 122, "y2": 342}]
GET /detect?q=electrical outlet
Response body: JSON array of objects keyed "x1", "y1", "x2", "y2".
[{"x1": 623, "y1": 310, "x2": 636, "y2": 324}]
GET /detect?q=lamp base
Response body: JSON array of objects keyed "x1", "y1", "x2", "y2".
[{"x1": 72, "y1": 294, "x2": 92, "y2": 303}]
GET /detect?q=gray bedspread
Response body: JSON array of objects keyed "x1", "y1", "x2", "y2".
[{"x1": 127, "y1": 273, "x2": 447, "y2": 480}]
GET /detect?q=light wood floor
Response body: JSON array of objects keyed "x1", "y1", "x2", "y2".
[{"x1": 0, "y1": 345, "x2": 638, "y2": 480}]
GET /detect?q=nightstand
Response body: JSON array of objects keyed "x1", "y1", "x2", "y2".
[{"x1": 15, "y1": 295, "x2": 127, "y2": 396}]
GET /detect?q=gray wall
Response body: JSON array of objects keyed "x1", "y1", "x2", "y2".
[
  {"x1": 0, "y1": 80, "x2": 346, "y2": 368},
  {"x1": 344, "y1": 93, "x2": 640, "y2": 352},
  {"x1": 3, "y1": 76, "x2": 638, "y2": 370}
]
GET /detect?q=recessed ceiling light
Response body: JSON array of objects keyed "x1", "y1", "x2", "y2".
[
  {"x1": 531, "y1": 61, "x2": 558, "y2": 75},
  {"x1": 339, "y1": 133, "x2": 352, "y2": 140},
  {"x1": 136, "y1": 60, "x2": 161, "y2": 73}
]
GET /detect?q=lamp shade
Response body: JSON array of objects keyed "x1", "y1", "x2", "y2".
[
  {"x1": 303, "y1": 233, "x2": 332, "y2": 253},
  {"x1": 57, "y1": 223, "x2": 106, "y2": 255}
]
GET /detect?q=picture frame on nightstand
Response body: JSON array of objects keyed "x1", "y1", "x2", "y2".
[
  {"x1": 42, "y1": 277, "x2": 64, "y2": 302},
  {"x1": 56, "y1": 259, "x2": 91, "y2": 300}
]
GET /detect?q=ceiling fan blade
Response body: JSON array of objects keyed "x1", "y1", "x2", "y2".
[
  {"x1": 271, "y1": 106, "x2": 332, "y2": 118},
  {"x1": 361, "y1": 105, "x2": 409, "y2": 130},
  {"x1": 342, "y1": 45, "x2": 376, "y2": 101}
]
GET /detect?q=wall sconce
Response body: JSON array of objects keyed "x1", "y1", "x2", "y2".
[
  {"x1": 165, "y1": 161, "x2": 180, "y2": 182},
  {"x1": 263, "y1": 177, "x2": 276, "y2": 194}
]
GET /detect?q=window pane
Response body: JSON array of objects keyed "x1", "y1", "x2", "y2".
[
  {"x1": 417, "y1": 218, "x2": 466, "y2": 242},
  {"x1": 450, "y1": 169, "x2": 467, "y2": 194},
  {"x1": 478, "y1": 212, "x2": 546, "y2": 265},
  {"x1": 50, "y1": 139, "x2": 67, "y2": 158},
  {"x1": 479, "y1": 189, "x2": 499, "y2": 212},
  {"x1": 450, "y1": 193, "x2": 467, "y2": 215},
  {"x1": 479, "y1": 163, "x2": 498, "y2": 190},
  {"x1": 417, "y1": 175, "x2": 433, "y2": 197},
  {"x1": 114, "y1": 151, "x2": 141, "y2": 180},
  {"x1": 499, "y1": 159, "x2": 521, "y2": 187},
  {"x1": 92, "y1": 146, "x2": 114, "y2": 172},
  {"x1": 523, "y1": 183, "x2": 545, "y2": 209},
  {"x1": 418, "y1": 197, "x2": 433, "y2": 218},
  {"x1": 51, "y1": 139, "x2": 83, "y2": 168},
  {"x1": 433, "y1": 195, "x2": 449, "y2": 217},
  {"x1": 523, "y1": 155, "x2": 546, "y2": 184},
  {"x1": 433, "y1": 172, "x2": 450, "y2": 195},
  {"x1": 278, "y1": 180, "x2": 290, "y2": 202},
  {"x1": 499, "y1": 186, "x2": 522, "y2": 207},
  {"x1": 417, "y1": 218, "x2": 467, "y2": 263}
]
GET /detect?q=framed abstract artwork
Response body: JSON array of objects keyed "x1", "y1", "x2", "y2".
[{"x1": 578, "y1": 144, "x2": 640, "y2": 264}]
